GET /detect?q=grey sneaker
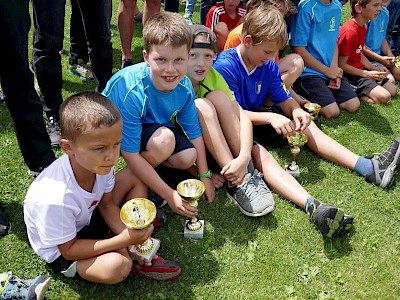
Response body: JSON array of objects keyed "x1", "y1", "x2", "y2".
[
  {"x1": 46, "y1": 116, "x2": 61, "y2": 146},
  {"x1": 0, "y1": 272, "x2": 50, "y2": 300},
  {"x1": 226, "y1": 169, "x2": 275, "y2": 217},
  {"x1": 365, "y1": 136, "x2": 400, "y2": 189}
]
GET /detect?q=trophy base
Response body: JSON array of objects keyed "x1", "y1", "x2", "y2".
[
  {"x1": 284, "y1": 164, "x2": 300, "y2": 178},
  {"x1": 129, "y1": 238, "x2": 160, "y2": 263},
  {"x1": 184, "y1": 220, "x2": 204, "y2": 239}
]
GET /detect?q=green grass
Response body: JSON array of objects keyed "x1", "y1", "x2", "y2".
[{"x1": 1, "y1": 3, "x2": 400, "y2": 300}]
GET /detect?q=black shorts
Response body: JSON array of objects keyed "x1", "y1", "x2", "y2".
[
  {"x1": 293, "y1": 76, "x2": 357, "y2": 107},
  {"x1": 140, "y1": 123, "x2": 194, "y2": 155},
  {"x1": 345, "y1": 74, "x2": 378, "y2": 97}
]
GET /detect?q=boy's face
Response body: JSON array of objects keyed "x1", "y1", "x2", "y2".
[
  {"x1": 242, "y1": 36, "x2": 280, "y2": 69},
  {"x1": 224, "y1": 0, "x2": 241, "y2": 14},
  {"x1": 187, "y1": 37, "x2": 215, "y2": 85},
  {"x1": 357, "y1": 0, "x2": 382, "y2": 21},
  {"x1": 143, "y1": 44, "x2": 189, "y2": 92},
  {"x1": 63, "y1": 120, "x2": 122, "y2": 177}
]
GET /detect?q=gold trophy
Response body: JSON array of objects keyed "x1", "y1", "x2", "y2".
[
  {"x1": 177, "y1": 179, "x2": 205, "y2": 239},
  {"x1": 284, "y1": 131, "x2": 308, "y2": 177},
  {"x1": 120, "y1": 198, "x2": 160, "y2": 263},
  {"x1": 395, "y1": 55, "x2": 400, "y2": 69},
  {"x1": 304, "y1": 102, "x2": 321, "y2": 120}
]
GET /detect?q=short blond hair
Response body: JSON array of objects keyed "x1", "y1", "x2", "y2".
[
  {"x1": 242, "y1": 5, "x2": 288, "y2": 48},
  {"x1": 60, "y1": 92, "x2": 121, "y2": 142},
  {"x1": 143, "y1": 11, "x2": 192, "y2": 53}
]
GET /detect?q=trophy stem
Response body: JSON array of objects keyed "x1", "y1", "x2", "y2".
[{"x1": 135, "y1": 237, "x2": 155, "y2": 255}]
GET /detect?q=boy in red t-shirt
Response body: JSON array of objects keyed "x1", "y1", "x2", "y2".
[
  {"x1": 338, "y1": 0, "x2": 397, "y2": 104},
  {"x1": 206, "y1": 0, "x2": 246, "y2": 52}
]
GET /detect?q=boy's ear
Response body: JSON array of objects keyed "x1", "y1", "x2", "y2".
[
  {"x1": 143, "y1": 49, "x2": 150, "y2": 66},
  {"x1": 59, "y1": 138, "x2": 74, "y2": 155},
  {"x1": 243, "y1": 35, "x2": 253, "y2": 47},
  {"x1": 354, "y1": 3, "x2": 362, "y2": 13}
]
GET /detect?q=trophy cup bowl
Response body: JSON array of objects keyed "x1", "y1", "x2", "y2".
[
  {"x1": 304, "y1": 102, "x2": 321, "y2": 120},
  {"x1": 395, "y1": 55, "x2": 400, "y2": 69},
  {"x1": 284, "y1": 131, "x2": 308, "y2": 177},
  {"x1": 120, "y1": 198, "x2": 160, "y2": 262},
  {"x1": 177, "y1": 179, "x2": 206, "y2": 239}
]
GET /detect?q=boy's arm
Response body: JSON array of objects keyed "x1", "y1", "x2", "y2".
[
  {"x1": 279, "y1": 97, "x2": 311, "y2": 132},
  {"x1": 122, "y1": 151, "x2": 197, "y2": 218},
  {"x1": 338, "y1": 54, "x2": 387, "y2": 81},
  {"x1": 190, "y1": 136, "x2": 215, "y2": 203},
  {"x1": 292, "y1": 45, "x2": 343, "y2": 80},
  {"x1": 57, "y1": 192, "x2": 153, "y2": 261},
  {"x1": 363, "y1": 44, "x2": 395, "y2": 68}
]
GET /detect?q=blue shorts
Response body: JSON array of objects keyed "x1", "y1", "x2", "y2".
[
  {"x1": 293, "y1": 76, "x2": 357, "y2": 107},
  {"x1": 140, "y1": 123, "x2": 194, "y2": 155}
]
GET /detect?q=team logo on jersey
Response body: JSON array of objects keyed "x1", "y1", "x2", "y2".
[
  {"x1": 88, "y1": 200, "x2": 99, "y2": 209},
  {"x1": 379, "y1": 20, "x2": 385, "y2": 32},
  {"x1": 281, "y1": 81, "x2": 289, "y2": 95},
  {"x1": 256, "y1": 82, "x2": 262, "y2": 94},
  {"x1": 355, "y1": 45, "x2": 362, "y2": 53},
  {"x1": 329, "y1": 17, "x2": 336, "y2": 31}
]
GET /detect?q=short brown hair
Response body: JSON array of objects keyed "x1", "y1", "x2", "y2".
[
  {"x1": 350, "y1": 0, "x2": 372, "y2": 16},
  {"x1": 143, "y1": 11, "x2": 192, "y2": 53},
  {"x1": 60, "y1": 92, "x2": 121, "y2": 142},
  {"x1": 246, "y1": 0, "x2": 297, "y2": 17},
  {"x1": 242, "y1": 5, "x2": 288, "y2": 48}
]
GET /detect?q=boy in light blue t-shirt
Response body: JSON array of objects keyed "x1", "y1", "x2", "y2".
[
  {"x1": 363, "y1": 0, "x2": 400, "y2": 81},
  {"x1": 102, "y1": 12, "x2": 215, "y2": 219},
  {"x1": 290, "y1": 0, "x2": 360, "y2": 119}
]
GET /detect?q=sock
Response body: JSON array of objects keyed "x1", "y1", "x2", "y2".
[
  {"x1": 354, "y1": 157, "x2": 373, "y2": 177},
  {"x1": 304, "y1": 197, "x2": 322, "y2": 217}
]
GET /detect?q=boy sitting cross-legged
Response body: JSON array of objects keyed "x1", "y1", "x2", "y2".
[
  {"x1": 290, "y1": 0, "x2": 361, "y2": 118},
  {"x1": 24, "y1": 92, "x2": 181, "y2": 284},
  {"x1": 189, "y1": 25, "x2": 344, "y2": 237},
  {"x1": 102, "y1": 12, "x2": 215, "y2": 219},
  {"x1": 363, "y1": 0, "x2": 400, "y2": 82},
  {"x1": 214, "y1": 6, "x2": 400, "y2": 235},
  {"x1": 338, "y1": 0, "x2": 397, "y2": 104}
]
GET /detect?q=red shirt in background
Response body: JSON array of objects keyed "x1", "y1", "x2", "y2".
[{"x1": 206, "y1": 3, "x2": 246, "y2": 32}]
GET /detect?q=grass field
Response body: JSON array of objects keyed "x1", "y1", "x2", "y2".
[{"x1": 1, "y1": 3, "x2": 400, "y2": 300}]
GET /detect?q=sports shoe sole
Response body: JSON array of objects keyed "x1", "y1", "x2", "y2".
[
  {"x1": 69, "y1": 69, "x2": 94, "y2": 81},
  {"x1": 226, "y1": 191, "x2": 275, "y2": 217},
  {"x1": 132, "y1": 264, "x2": 181, "y2": 282},
  {"x1": 372, "y1": 137, "x2": 400, "y2": 189},
  {"x1": 314, "y1": 205, "x2": 345, "y2": 238},
  {"x1": 33, "y1": 277, "x2": 51, "y2": 300}
]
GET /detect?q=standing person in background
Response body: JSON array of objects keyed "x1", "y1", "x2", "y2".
[
  {"x1": 0, "y1": 0, "x2": 56, "y2": 176},
  {"x1": 386, "y1": 0, "x2": 400, "y2": 56}
]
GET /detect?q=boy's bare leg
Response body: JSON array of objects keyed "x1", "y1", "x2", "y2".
[
  {"x1": 390, "y1": 66, "x2": 400, "y2": 81},
  {"x1": 277, "y1": 54, "x2": 304, "y2": 87},
  {"x1": 382, "y1": 79, "x2": 397, "y2": 97},
  {"x1": 143, "y1": 0, "x2": 162, "y2": 24},
  {"x1": 77, "y1": 250, "x2": 132, "y2": 284},
  {"x1": 117, "y1": 0, "x2": 136, "y2": 62},
  {"x1": 361, "y1": 85, "x2": 392, "y2": 104},
  {"x1": 195, "y1": 97, "x2": 236, "y2": 167},
  {"x1": 303, "y1": 121, "x2": 359, "y2": 169},
  {"x1": 113, "y1": 166, "x2": 149, "y2": 204},
  {"x1": 251, "y1": 144, "x2": 310, "y2": 208}
]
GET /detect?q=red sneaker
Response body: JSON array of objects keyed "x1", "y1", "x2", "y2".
[
  {"x1": 131, "y1": 256, "x2": 181, "y2": 282},
  {"x1": 152, "y1": 209, "x2": 166, "y2": 229}
]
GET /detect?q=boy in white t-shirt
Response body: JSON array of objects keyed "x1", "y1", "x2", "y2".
[{"x1": 23, "y1": 92, "x2": 181, "y2": 284}]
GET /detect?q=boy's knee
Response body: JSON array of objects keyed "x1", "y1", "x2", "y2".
[
  {"x1": 321, "y1": 105, "x2": 340, "y2": 119},
  {"x1": 148, "y1": 127, "x2": 176, "y2": 159},
  {"x1": 110, "y1": 256, "x2": 132, "y2": 283},
  {"x1": 291, "y1": 54, "x2": 305, "y2": 77},
  {"x1": 195, "y1": 98, "x2": 217, "y2": 120},
  {"x1": 168, "y1": 148, "x2": 197, "y2": 170},
  {"x1": 214, "y1": 22, "x2": 229, "y2": 36},
  {"x1": 343, "y1": 98, "x2": 360, "y2": 112}
]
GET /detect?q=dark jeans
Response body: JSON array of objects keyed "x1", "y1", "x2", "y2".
[
  {"x1": 164, "y1": 0, "x2": 180, "y2": 13},
  {"x1": 69, "y1": 0, "x2": 113, "y2": 92},
  {"x1": 0, "y1": 0, "x2": 55, "y2": 171},
  {"x1": 200, "y1": 0, "x2": 216, "y2": 25},
  {"x1": 386, "y1": 0, "x2": 400, "y2": 56},
  {"x1": 31, "y1": 0, "x2": 66, "y2": 119},
  {"x1": 69, "y1": 0, "x2": 89, "y2": 65}
]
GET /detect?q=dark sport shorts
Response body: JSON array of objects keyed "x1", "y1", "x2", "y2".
[
  {"x1": 140, "y1": 123, "x2": 194, "y2": 155},
  {"x1": 344, "y1": 74, "x2": 379, "y2": 98},
  {"x1": 293, "y1": 76, "x2": 357, "y2": 107}
]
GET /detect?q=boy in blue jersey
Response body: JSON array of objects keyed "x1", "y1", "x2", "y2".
[
  {"x1": 290, "y1": 0, "x2": 360, "y2": 119},
  {"x1": 364, "y1": 0, "x2": 400, "y2": 81},
  {"x1": 214, "y1": 7, "x2": 400, "y2": 232},
  {"x1": 102, "y1": 12, "x2": 215, "y2": 219}
]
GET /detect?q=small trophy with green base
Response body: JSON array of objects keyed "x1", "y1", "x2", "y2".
[
  {"x1": 284, "y1": 131, "x2": 308, "y2": 177},
  {"x1": 177, "y1": 179, "x2": 205, "y2": 239},
  {"x1": 120, "y1": 198, "x2": 160, "y2": 263}
]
